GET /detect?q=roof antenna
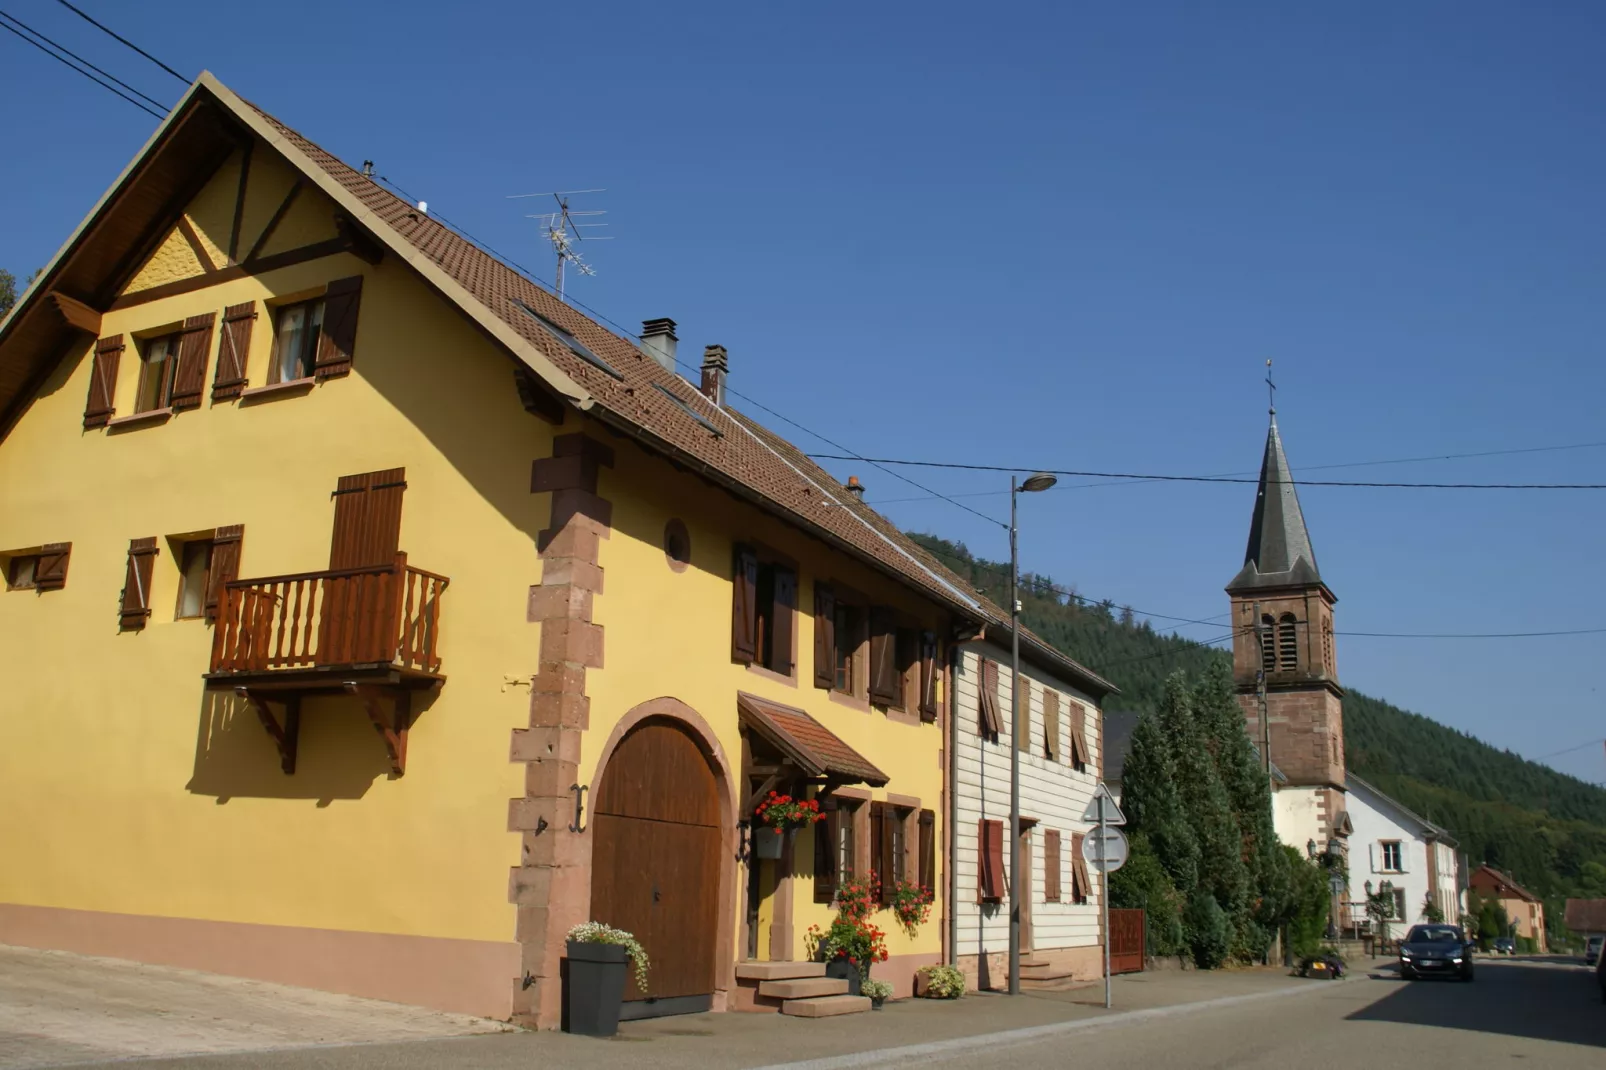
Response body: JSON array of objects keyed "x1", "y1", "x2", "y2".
[
  {"x1": 505, "y1": 188, "x2": 612, "y2": 303},
  {"x1": 1265, "y1": 358, "x2": 1277, "y2": 419}
]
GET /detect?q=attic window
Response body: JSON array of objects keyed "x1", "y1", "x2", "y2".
[
  {"x1": 511, "y1": 299, "x2": 624, "y2": 380},
  {"x1": 652, "y1": 383, "x2": 722, "y2": 437}
]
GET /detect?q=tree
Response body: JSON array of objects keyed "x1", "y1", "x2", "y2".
[
  {"x1": 1119, "y1": 605, "x2": 1135, "y2": 627},
  {"x1": 1120, "y1": 703, "x2": 1199, "y2": 894},
  {"x1": 0, "y1": 269, "x2": 16, "y2": 319},
  {"x1": 1421, "y1": 893, "x2": 1444, "y2": 923}
]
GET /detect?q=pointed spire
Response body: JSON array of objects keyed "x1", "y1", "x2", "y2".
[{"x1": 1227, "y1": 414, "x2": 1322, "y2": 593}]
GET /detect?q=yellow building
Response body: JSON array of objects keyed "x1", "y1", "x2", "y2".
[{"x1": 0, "y1": 75, "x2": 1015, "y2": 1026}]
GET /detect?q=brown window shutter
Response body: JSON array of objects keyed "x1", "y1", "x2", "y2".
[
  {"x1": 881, "y1": 804, "x2": 899, "y2": 898},
  {"x1": 918, "y1": 809, "x2": 936, "y2": 891},
  {"x1": 814, "y1": 798, "x2": 840, "y2": 903},
  {"x1": 329, "y1": 468, "x2": 407, "y2": 569},
  {"x1": 980, "y1": 818, "x2": 1005, "y2": 901},
  {"x1": 34, "y1": 542, "x2": 71, "y2": 591},
  {"x1": 731, "y1": 545, "x2": 758, "y2": 664},
  {"x1": 770, "y1": 565, "x2": 796, "y2": 675},
  {"x1": 1069, "y1": 702, "x2": 1091, "y2": 768},
  {"x1": 1045, "y1": 829, "x2": 1061, "y2": 901},
  {"x1": 314, "y1": 275, "x2": 363, "y2": 380},
  {"x1": 869, "y1": 802, "x2": 886, "y2": 903},
  {"x1": 868, "y1": 607, "x2": 899, "y2": 705},
  {"x1": 1071, "y1": 833, "x2": 1092, "y2": 903},
  {"x1": 1044, "y1": 690, "x2": 1060, "y2": 761},
  {"x1": 812, "y1": 582, "x2": 835, "y2": 688},
  {"x1": 978, "y1": 658, "x2": 1002, "y2": 740},
  {"x1": 918, "y1": 631, "x2": 939, "y2": 722},
  {"x1": 212, "y1": 302, "x2": 256, "y2": 400},
  {"x1": 204, "y1": 524, "x2": 244, "y2": 624},
  {"x1": 84, "y1": 335, "x2": 124, "y2": 428},
  {"x1": 168, "y1": 312, "x2": 216, "y2": 411},
  {"x1": 119, "y1": 537, "x2": 159, "y2": 629}
]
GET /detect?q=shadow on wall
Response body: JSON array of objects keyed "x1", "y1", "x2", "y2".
[
  {"x1": 185, "y1": 688, "x2": 438, "y2": 804},
  {"x1": 1346, "y1": 961, "x2": 1606, "y2": 1049}
]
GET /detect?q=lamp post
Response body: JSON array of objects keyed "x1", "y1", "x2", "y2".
[{"x1": 1008, "y1": 471, "x2": 1057, "y2": 996}]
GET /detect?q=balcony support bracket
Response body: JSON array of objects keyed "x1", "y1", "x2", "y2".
[
  {"x1": 346, "y1": 682, "x2": 412, "y2": 777},
  {"x1": 237, "y1": 687, "x2": 300, "y2": 775}
]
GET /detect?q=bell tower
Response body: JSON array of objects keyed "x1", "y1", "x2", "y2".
[{"x1": 1226, "y1": 411, "x2": 1346, "y2": 837}]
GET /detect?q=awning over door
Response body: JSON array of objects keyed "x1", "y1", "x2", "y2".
[{"x1": 736, "y1": 692, "x2": 888, "y2": 787}]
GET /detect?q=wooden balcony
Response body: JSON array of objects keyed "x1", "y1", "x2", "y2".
[
  {"x1": 207, "y1": 552, "x2": 447, "y2": 688},
  {"x1": 204, "y1": 553, "x2": 447, "y2": 777}
]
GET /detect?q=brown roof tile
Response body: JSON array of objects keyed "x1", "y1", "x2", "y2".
[
  {"x1": 737, "y1": 692, "x2": 888, "y2": 787},
  {"x1": 1564, "y1": 898, "x2": 1606, "y2": 933}
]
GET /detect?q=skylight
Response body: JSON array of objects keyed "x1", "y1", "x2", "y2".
[
  {"x1": 653, "y1": 383, "x2": 722, "y2": 437},
  {"x1": 511, "y1": 298, "x2": 623, "y2": 380}
]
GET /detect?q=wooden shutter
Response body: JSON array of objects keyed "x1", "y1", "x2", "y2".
[
  {"x1": 731, "y1": 544, "x2": 758, "y2": 664},
  {"x1": 979, "y1": 658, "x2": 1002, "y2": 739},
  {"x1": 813, "y1": 582, "x2": 835, "y2": 688},
  {"x1": 169, "y1": 312, "x2": 216, "y2": 411},
  {"x1": 314, "y1": 275, "x2": 363, "y2": 379},
  {"x1": 1044, "y1": 690, "x2": 1060, "y2": 761},
  {"x1": 33, "y1": 542, "x2": 71, "y2": 591},
  {"x1": 204, "y1": 524, "x2": 244, "y2": 623},
  {"x1": 84, "y1": 334, "x2": 123, "y2": 428},
  {"x1": 869, "y1": 802, "x2": 885, "y2": 902},
  {"x1": 919, "y1": 809, "x2": 935, "y2": 892},
  {"x1": 813, "y1": 798, "x2": 839, "y2": 903},
  {"x1": 1045, "y1": 829, "x2": 1061, "y2": 901},
  {"x1": 1071, "y1": 832, "x2": 1092, "y2": 903},
  {"x1": 881, "y1": 804, "x2": 899, "y2": 899},
  {"x1": 1016, "y1": 675, "x2": 1031, "y2": 753},
  {"x1": 868, "y1": 607, "x2": 899, "y2": 705},
  {"x1": 770, "y1": 565, "x2": 796, "y2": 675},
  {"x1": 119, "y1": 537, "x2": 159, "y2": 629},
  {"x1": 212, "y1": 302, "x2": 256, "y2": 400},
  {"x1": 980, "y1": 818, "x2": 1005, "y2": 901},
  {"x1": 329, "y1": 468, "x2": 406, "y2": 569},
  {"x1": 918, "y1": 631, "x2": 939, "y2": 722},
  {"x1": 1069, "y1": 702, "x2": 1091, "y2": 768}
]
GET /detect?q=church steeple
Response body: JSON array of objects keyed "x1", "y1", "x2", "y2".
[{"x1": 1227, "y1": 415, "x2": 1322, "y2": 594}]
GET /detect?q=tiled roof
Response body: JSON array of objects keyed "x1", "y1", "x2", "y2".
[
  {"x1": 241, "y1": 93, "x2": 1005, "y2": 625},
  {"x1": 1564, "y1": 898, "x2": 1606, "y2": 933},
  {"x1": 737, "y1": 692, "x2": 888, "y2": 787},
  {"x1": 1473, "y1": 864, "x2": 1540, "y2": 903}
]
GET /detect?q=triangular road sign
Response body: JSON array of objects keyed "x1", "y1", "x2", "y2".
[{"x1": 1080, "y1": 782, "x2": 1126, "y2": 826}]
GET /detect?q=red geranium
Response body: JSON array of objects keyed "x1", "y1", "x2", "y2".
[{"x1": 754, "y1": 790, "x2": 825, "y2": 832}]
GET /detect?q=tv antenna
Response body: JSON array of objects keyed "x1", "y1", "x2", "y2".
[{"x1": 506, "y1": 188, "x2": 611, "y2": 302}]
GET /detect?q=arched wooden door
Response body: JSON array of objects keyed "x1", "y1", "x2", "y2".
[{"x1": 591, "y1": 718, "x2": 723, "y2": 1017}]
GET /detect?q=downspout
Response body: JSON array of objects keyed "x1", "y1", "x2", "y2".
[{"x1": 947, "y1": 639, "x2": 960, "y2": 966}]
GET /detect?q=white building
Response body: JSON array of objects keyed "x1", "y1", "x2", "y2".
[
  {"x1": 951, "y1": 629, "x2": 1117, "y2": 989},
  {"x1": 1342, "y1": 774, "x2": 1462, "y2": 935}
]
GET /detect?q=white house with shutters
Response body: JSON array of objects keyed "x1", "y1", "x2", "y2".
[
  {"x1": 951, "y1": 628, "x2": 1117, "y2": 989},
  {"x1": 1342, "y1": 774, "x2": 1462, "y2": 935}
]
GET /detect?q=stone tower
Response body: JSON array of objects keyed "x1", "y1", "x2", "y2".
[{"x1": 1226, "y1": 415, "x2": 1347, "y2": 842}]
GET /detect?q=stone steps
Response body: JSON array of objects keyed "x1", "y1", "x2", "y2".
[
  {"x1": 735, "y1": 961, "x2": 827, "y2": 981},
  {"x1": 780, "y1": 994, "x2": 872, "y2": 1017},
  {"x1": 759, "y1": 976, "x2": 850, "y2": 1000}
]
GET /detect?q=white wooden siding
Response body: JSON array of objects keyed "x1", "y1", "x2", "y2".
[{"x1": 953, "y1": 641, "x2": 1105, "y2": 956}]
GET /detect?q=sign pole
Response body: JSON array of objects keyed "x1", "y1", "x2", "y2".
[{"x1": 1099, "y1": 794, "x2": 1111, "y2": 1009}]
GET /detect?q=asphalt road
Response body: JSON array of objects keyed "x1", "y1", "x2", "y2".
[{"x1": 806, "y1": 958, "x2": 1606, "y2": 1070}]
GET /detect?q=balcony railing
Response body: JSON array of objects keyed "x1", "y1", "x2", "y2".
[{"x1": 209, "y1": 552, "x2": 447, "y2": 678}]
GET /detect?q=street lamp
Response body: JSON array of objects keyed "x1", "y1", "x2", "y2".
[{"x1": 1008, "y1": 471, "x2": 1057, "y2": 996}]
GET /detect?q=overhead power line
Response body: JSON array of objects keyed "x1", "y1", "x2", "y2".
[
  {"x1": 0, "y1": 8, "x2": 167, "y2": 110},
  {"x1": 806, "y1": 454, "x2": 1606, "y2": 490},
  {"x1": 0, "y1": 13, "x2": 163, "y2": 119},
  {"x1": 52, "y1": 0, "x2": 189, "y2": 84},
  {"x1": 1531, "y1": 737, "x2": 1606, "y2": 762}
]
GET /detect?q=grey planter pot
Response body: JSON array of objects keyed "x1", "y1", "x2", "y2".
[
  {"x1": 825, "y1": 957, "x2": 862, "y2": 996},
  {"x1": 565, "y1": 940, "x2": 628, "y2": 1036}
]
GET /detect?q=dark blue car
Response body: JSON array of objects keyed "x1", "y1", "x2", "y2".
[{"x1": 1399, "y1": 924, "x2": 1475, "y2": 982}]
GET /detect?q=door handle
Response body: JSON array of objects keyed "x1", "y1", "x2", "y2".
[{"x1": 653, "y1": 884, "x2": 662, "y2": 903}]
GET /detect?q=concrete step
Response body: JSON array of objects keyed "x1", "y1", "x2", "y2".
[
  {"x1": 781, "y1": 994, "x2": 872, "y2": 1018},
  {"x1": 1022, "y1": 975, "x2": 1093, "y2": 993},
  {"x1": 735, "y1": 961, "x2": 828, "y2": 981},
  {"x1": 1019, "y1": 963, "x2": 1075, "y2": 981},
  {"x1": 758, "y1": 976, "x2": 850, "y2": 999}
]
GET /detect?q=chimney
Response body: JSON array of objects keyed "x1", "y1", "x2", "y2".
[
  {"x1": 844, "y1": 475, "x2": 864, "y2": 498},
  {"x1": 641, "y1": 318, "x2": 678, "y2": 373},
  {"x1": 700, "y1": 345, "x2": 728, "y2": 406}
]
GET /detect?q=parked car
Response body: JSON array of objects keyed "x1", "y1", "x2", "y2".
[
  {"x1": 1399, "y1": 924, "x2": 1475, "y2": 982},
  {"x1": 1493, "y1": 937, "x2": 1516, "y2": 956},
  {"x1": 1586, "y1": 935, "x2": 1604, "y2": 967}
]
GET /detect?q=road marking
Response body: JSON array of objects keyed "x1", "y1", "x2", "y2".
[{"x1": 750, "y1": 976, "x2": 1366, "y2": 1070}]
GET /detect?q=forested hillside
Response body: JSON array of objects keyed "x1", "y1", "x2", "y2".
[{"x1": 910, "y1": 533, "x2": 1606, "y2": 932}]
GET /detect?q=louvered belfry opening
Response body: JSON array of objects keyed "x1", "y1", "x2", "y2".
[
  {"x1": 1259, "y1": 615, "x2": 1277, "y2": 673},
  {"x1": 1277, "y1": 613, "x2": 1298, "y2": 671}
]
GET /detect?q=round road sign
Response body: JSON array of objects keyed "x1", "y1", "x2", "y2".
[{"x1": 1081, "y1": 826, "x2": 1129, "y2": 873}]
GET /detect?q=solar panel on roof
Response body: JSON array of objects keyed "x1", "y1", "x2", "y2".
[
  {"x1": 652, "y1": 383, "x2": 723, "y2": 437},
  {"x1": 510, "y1": 298, "x2": 624, "y2": 380}
]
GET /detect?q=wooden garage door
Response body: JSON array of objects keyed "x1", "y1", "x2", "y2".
[{"x1": 591, "y1": 720, "x2": 722, "y2": 1015}]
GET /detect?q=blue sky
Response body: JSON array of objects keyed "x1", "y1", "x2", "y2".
[{"x1": 4, "y1": 2, "x2": 1603, "y2": 782}]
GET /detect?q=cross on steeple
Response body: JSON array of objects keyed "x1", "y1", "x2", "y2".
[{"x1": 1266, "y1": 359, "x2": 1276, "y2": 417}]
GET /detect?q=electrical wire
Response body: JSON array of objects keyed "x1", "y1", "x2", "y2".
[
  {"x1": 52, "y1": 0, "x2": 189, "y2": 85},
  {"x1": 0, "y1": 9, "x2": 167, "y2": 110},
  {"x1": 806, "y1": 454, "x2": 1606, "y2": 491},
  {"x1": 0, "y1": 16, "x2": 163, "y2": 119},
  {"x1": 1530, "y1": 737, "x2": 1606, "y2": 762}
]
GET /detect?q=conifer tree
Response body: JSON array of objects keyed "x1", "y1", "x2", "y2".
[{"x1": 1119, "y1": 700, "x2": 1199, "y2": 895}]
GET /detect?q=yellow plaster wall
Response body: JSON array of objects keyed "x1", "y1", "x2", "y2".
[
  {"x1": 125, "y1": 228, "x2": 206, "y2": 292},
  {"x1": 585, "y1": 439, "x2": 948, "y2": 963},
  {"x1": 0, "y1": 195, "x2": 549, "y2": 944}
]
